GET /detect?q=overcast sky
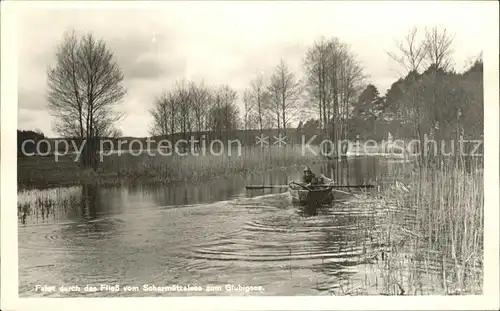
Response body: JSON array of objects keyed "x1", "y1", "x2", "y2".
[{"x1": 17, "y1": 1, "x2": 495, "y2": 138}]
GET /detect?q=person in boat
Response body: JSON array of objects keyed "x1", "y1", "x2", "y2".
[
  {"x1": 302, "y1": 167, "x2": 321, "y2": 186},
  {"x1": 302, "y1": 166, "x2": 333, "y2": 187},
  {"x1": 302, "y1": 166, "x2": 314, "y2": 183}
]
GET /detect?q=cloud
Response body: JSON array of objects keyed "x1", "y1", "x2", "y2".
[
  {"x1": 107, "y1": 32, "x2": 188, "y2": 82},
  {"x1": 125, "y1": 55, "x2": 167, "y2": 81}
]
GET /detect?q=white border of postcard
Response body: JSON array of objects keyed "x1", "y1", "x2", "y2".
[{"x1": 2, "y1": 1, "x2": 499, "y2": 310}]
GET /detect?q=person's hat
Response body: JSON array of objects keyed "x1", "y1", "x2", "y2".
[{"x1": 304, "y1": 166, "x2": 312, "y2": 172}]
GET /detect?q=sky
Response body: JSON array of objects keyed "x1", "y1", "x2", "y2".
[{"x1": 16, "y1": 1, "x2": 496, "y2": 138}]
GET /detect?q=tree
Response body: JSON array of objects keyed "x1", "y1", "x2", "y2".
[
  {"x1": 242, "y1": 89, "x2": 253, "y2": 131},
  {"x1": 190, "y1": 81, "x2": 212, "y2": 136},
  {"x1": 17, "y1": 129, "x2": 47, "y2": 156},
  {"x1": 304, "y1": 38, "x2": 330, "y2": 130},
  {"x1": 423, "y1": 26, "x2": 455, "y2": 71},
  {"x1": 299, "y1": 118, "x2": 321, "y2": 138},
  {"x1": 249, "y1": 73, "x2": 267, "y2": 134},
  {"x1": 354, "y1": 84, "x2": 385, "y2": 138},
  {"x1": 459, "y1": 57, "x2": 483, "y2": 142},
  {"x1": 47, "y1": 30, "x2": 126, "y2": 170},
  {"x1": 175, "y1": 79, "x2": 193, "y2": 147},
  {"x1": 386, "y1": 25, "x2": 454, "y2": 157},
  {"x1": 382, "y1": 45, "x2": 482, "y2": 167},
  {"x1": 387, "y1": 26, "x2": 455, "y2": 74},
  {"x1": 149, "y1": 92, "x2": 170, "y2": 137},
  {"x1": 331, "y1": 44, "x2": 365, "y2": 141},
  {"x1": 384, "y1": 78, "x2": 414, "y2": 138},
  {"x1": 208, "y1": 85, "x2": 239, "y2": 136},
  {"x1": 267, "y1": 59, "x2": 302, "y2": 136},
  {"x1": 386, "y1": 26, "x2": 426, "y2": 74},
  {"x1": 304, "y1": 37, "x2": 365, "y2": 140}
]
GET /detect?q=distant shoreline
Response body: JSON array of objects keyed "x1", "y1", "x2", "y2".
[
  {"x1": 17, "y1": 145, "x2": 326, "y2": 191},
  {"x1": 17, "y1": 161, "x2": 311, "y2": 191}
]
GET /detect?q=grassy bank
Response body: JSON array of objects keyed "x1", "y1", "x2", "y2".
[
  {"x1": 357, "y1": 158, "x2": 484, "y2": 295},
  {"x1": 18, "y1": 145, "x2": 322, "y2": 189}
]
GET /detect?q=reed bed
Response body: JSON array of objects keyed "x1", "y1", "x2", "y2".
[
  {"x1": 354, "y1": 156, "x2": 484, "y2": 295},
  {"x1": 320, "y1": 156, "x2": 483, "y2": 295},
  {"x1": 104, "y1": 145, "x2": 320, "y2": 181},
  {"x1": 17, "y1": 186, "x2": 82, "y2": 223},
  {"x1": 18, "y1": 145, "x2": 322, "y2": 188}
]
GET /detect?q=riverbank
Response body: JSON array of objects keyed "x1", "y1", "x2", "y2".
[{"x1": 17, "y1": 145, "x2": 324, "y2": 190}]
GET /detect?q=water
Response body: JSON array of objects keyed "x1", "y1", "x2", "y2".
[{"x1": 18, "y1": 157, "x2": 427, "y2": 297}]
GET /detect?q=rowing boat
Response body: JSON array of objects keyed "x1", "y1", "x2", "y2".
[
  {"x1": 245, "y1": 175, "x2": 373, "y2": 204},
  {"x1": 288, "y1": 175, "x2": 336, "y2": 204},
  {"x1": 289, "y1": 184, "x2": 334, "y2": 204}
]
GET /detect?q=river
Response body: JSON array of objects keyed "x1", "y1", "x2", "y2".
[{"x1": 18, "y1": 157, "x2": 428, "y2": 297}]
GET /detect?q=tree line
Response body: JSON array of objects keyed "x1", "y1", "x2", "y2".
[
  {"x1": 17, "y1": 129, "x2": 47, "y2": 156},
  {"x1": 350, "y1": 26, "x2": 483, "y2": 166},
  {"x1": 35, "y1": 25, "x2": 482, "y2": 170},
  {"x1": 149, "y1": 81, "x2": 239, "y2": 150}
]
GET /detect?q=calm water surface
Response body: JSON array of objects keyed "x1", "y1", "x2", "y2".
[{"x1": 19, "y1": 157, "x2": 419, "y2": 296}]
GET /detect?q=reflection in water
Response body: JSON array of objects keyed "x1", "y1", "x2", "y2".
[
  {"x1": 81, "y1": 184, "x2": 99, "y2": 220},
  {"x1": 296, "y1": 203, "x2": 320, "y2": 217},
  {"x1": 18, "y1": 157, "x2": 422, "y2": 296}
]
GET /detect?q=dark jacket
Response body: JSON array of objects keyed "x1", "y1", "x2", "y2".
[{"x1": 302, "y1": 173, "x2": 315, "y2": 184}]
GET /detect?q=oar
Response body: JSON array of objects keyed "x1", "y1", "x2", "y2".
[
  {"x1": 289, "y1": 181, "x2": 311, "y2": 191},
  {"x1": 317, "y1": 175, "x2": 375, "y2": 188},
  {"x1": 245, "y1": 185, "x2": 289, "y2": 189},
  {"x1": 331, "y1": 188, "x2": 352, "y2": 195},
  {"x1": 245, "y1": 184, "x2": 375, "y2": 190},
  {"x1": 330, "y1": 185, "x2": 376, "y2": 189},
  {"x1": 245, "y1": 181, "x2": 311, "y2": 191}
]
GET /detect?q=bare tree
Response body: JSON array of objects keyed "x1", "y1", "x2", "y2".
[
  {"x1": 335, "y1": 47, "x2": 365, "y2": 129},
  {"x1": 249, "y1": 74, "x2": 267, "y2": 134},
  {"x1": 387, "y1": 26, "x2": 454, "y2": 74},
  {"x1": 150, "y1": 80, "x2": 213, "y2": 148},
  {"x1": 208, "y1": 85, "x2": 239, "y2": 136},
  {"x1": 267, "y1": 59, "x2": 302, "y2": 136},
  {"x1": 189, "y1": 81, "x2": 212, "y2": 143},
  {"x1": 149, "y1": 92, "x2": 170, "y2": 136},
  {"x1": 149, "y1": 88, "x2": 180, "y2": 145},
  {"x1": 304, "y1": 37, "x2": 330, "y2": 130},
  {"x1": 326, "y1": 40, "x2": 365, "y2": 162},
  {"x1": 266, "y1": 81, "x2": 282, "y2": 131},
  {"x1": 387, "y1": 27, "x2": 427, "y2": 74},
  {"x1": 243, "y1": 89, "x2": 253, "y2": 131},
  {"x1": 166, "y1": 91, "x2": 179, "y2": 140},
  {"x1": 385, "y1": 25, "x2": 455, "y2": 149},
  {"x1": 423, "y1": 26, "x2": 455, "y2": 71},
  {"x1": 304, "y1": 37, "x2": 365, "y2": 145},
  {"x1": 47, "y1": 30, "x2": 126, "y2": 169}
]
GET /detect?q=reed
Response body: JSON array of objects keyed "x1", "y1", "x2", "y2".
[
  {"x1": 18, "y1": 145, "x2": 322, "y2": 188},
  {"x1": 362, "y1": 155, "x2": 484, "y2": 295},
  {"x1": 17, "y1": 186, "x2": 83, "y2": 223}
]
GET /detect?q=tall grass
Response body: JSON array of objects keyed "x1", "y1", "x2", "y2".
[
  {"x1": 18, "y1": 145, "x2": 322, "y2": 188},
  {"x1": 104, "y1": 145, "x2": 314, "y2": 179},
  {"x1": 18, "y1": 186, "x2": 82, "y2": 223},
  {"x1": 371, "y1": 156, "x2": 484, "y2": 295}
]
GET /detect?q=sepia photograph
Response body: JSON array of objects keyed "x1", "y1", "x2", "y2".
[{"x1": 1, "y1": 0, "x2": 499, "y2": 310}]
